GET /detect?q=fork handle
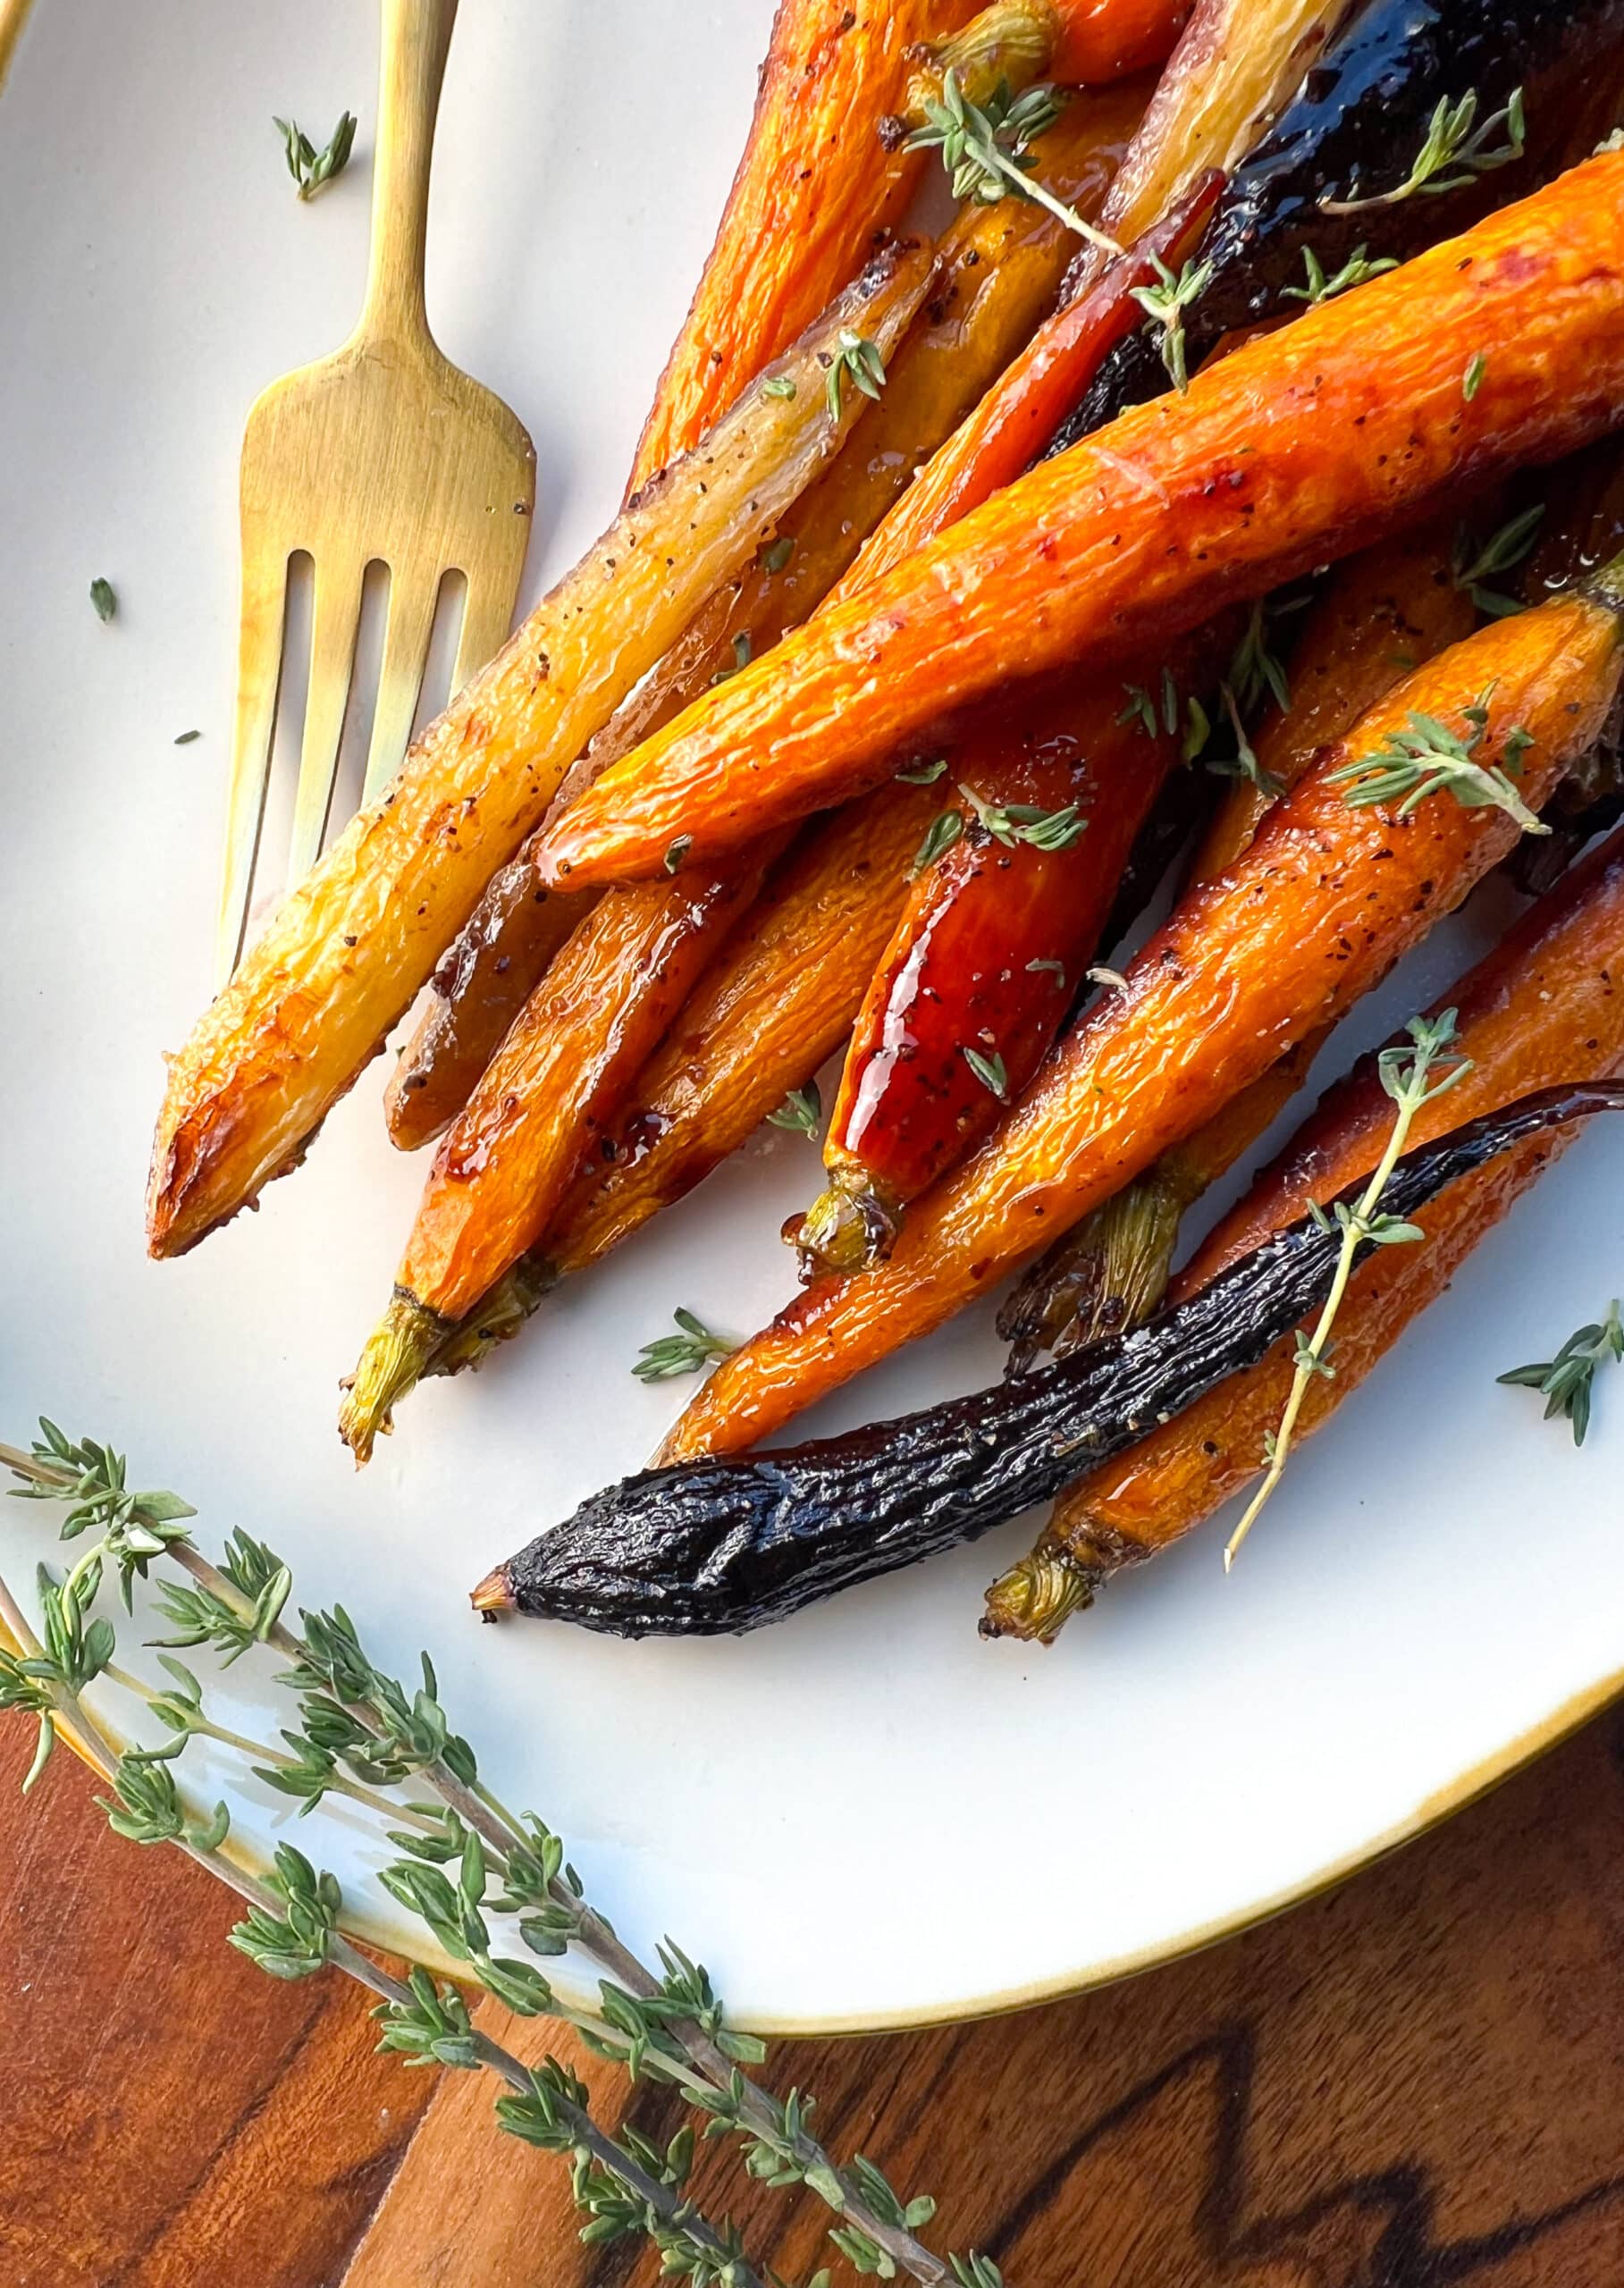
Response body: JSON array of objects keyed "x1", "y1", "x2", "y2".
[{"x1": 361, "y1": 0, "x2": 459, "y2": 344}]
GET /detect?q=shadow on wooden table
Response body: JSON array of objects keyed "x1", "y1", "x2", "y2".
[{"x1": 5, "y1": 1711, "x2": 1623, "y2": 2287}]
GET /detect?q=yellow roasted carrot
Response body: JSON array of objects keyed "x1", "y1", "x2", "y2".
[
  {"x1": 145, "y1": 246, "x2": 933, "y2": 1259},
  {"x1": 535, "y1": 162, "x2": 1624, "y2": 891}
]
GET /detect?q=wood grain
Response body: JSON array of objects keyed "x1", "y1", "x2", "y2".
[
  {"x1": 5, "y1": 1709, "x2": 1622, "y2": 2288},
  {"x1": 0, "y1": 1720, "x2": 434, "y2": 2288}
]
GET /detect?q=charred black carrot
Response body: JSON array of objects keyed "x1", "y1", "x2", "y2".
[{"x1": 473, "y1": 1086, "x2": 1624, "y2": 1638}]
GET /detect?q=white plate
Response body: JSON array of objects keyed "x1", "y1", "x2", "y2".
[{"x1": 3, "y1": 0, "x2": 1622, "y2": 2036}]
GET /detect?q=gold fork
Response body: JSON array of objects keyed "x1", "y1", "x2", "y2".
[{"x1": 218, "y1": 0, "x2": 535, "y2": 980}]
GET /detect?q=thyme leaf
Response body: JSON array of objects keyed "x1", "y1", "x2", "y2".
[
  {"x1": 89, "y1": 577, "x2": 117, "y2": 623},
  {"x1": 912, "y1": 808, "x2": 966, "y2": 874},
  {"x1": 767, "y1": 1082, "x2": 822, "y2": 1138},
  {"x1": 959, "y1": 783, "x2": 1087, "y2": 851},
  {"x1": 1326, "y1": 684, "x2": 1546, "y2": 833},
  {"x1": 632, "y1": 1308, "x2": 736, "y2": 1384},
  {"x1": 1451, "y1": 502, "x2": 1544, "y2": 619},
  {"x1": 963, "y1": 1046, "x2": 1008, "y2": 1099},
  {"x1": 905, "y1": 72, "x2": 1123, "y2": 259},
  {"x1": 1280, "y1": 243, "x2": 1398, "y2": 305},
  {"x1": 825, "y1": 330, "x2": 888, "y2": 422},
  {"x1": 273, "y1": 110, "x2": 358, "y2": 202},
  {"x1": 1499, "y1": 1300, "x2": 1622, "y2": 1445},
  {"x1": 1322, "y1": 86, "x2": 1525, "y2": 213},
  {"x1": 1130, "y1": 256, "x2": 1213, "y2": 394},
  {"x1": 1226, "y1": 1008, "x2": 1472, "y2": 1563}
]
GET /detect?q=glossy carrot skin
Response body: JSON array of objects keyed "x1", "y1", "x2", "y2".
[
  {"x1": 551, "y1": 786, "x2": 939, "y2": 1277},
  {"x1": 627, "y1": 0, "x2": 979, "y2": 493},
  {"x1": 1194, "y1": 514, "x2": 1477, "y2": 879},
  {"x1": 907, "y1": 0, "x2": 1189, "y2": 107},
  {"x1": 537, "y1": 161, "x2": 1624, "y2": 892},
  {"x1": 385, "y1": 96, "x2": 1141, "y2": 1153},
  {"x1": 339, "y1": 851, "x2": 779, "y2": 1459},
  {"x1": 660, "y1": 576, "x2": 1624, "y2": 1460},
  {"x1": 805, "y1": 669, "x2": 1184, "y2": 1272},
  {"x1": 1029, "y1": 825, "x2": 1624, "y2": 1614},
  {"x1": 146, "y1": 248, "x2": 932, "y2": 1259},
  {"x1": 1050, "y1": 0, "x2": 1191, "y2": 78}
]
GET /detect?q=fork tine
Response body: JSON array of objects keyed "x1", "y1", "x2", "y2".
[
  {"x1": 451, "y1": 567, "x2": 518, "y2": 700},
  {"x1": 215, "y1": 547, "x2": 290, "y2": 987},
  {"x1": 287, "y1": 559, "x2": 366, "y2": 886},
  {"x1": 360, "y1": 572, "x2": 439, "y2": 807}
]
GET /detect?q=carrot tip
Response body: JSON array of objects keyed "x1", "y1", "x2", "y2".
[
  {"x1": 793, "y1": 1168, "x2": 902, "y2": 1279},
  {"x1": 469, "y1": 1564, "x2": 516, "y2": 1617},
  {"x1": 980, "y1": 1544, "x2": 1098, "y2": 1644},
  {"x1": 339, "y1": 1289, "x2": 453, "y2": 1463}
]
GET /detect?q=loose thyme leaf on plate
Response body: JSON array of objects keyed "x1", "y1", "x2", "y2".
[
  {"x1": 1498, "y1": 1299, "x2": 1622, "y2": 1445},
  {"x1": 173, "y1": 729, "x2": 203, "y2": 745},
  {"x1": 1322, "y1": 86, "x2": 1526, "y2": 213},
  {"x1": 633, "y1": 1308, "x2": 736, "y2": 1383},
  {"x1": 767, "y1": 1082, "x2": 822, "y2": 1138},
  {"x1": 274, "y1": 110, "x2": 358, "y2": 202},
  {"x1": 89, "y1": 577, "x2": 117, "y2": 623}
]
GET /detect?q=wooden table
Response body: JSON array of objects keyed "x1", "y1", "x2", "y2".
[{"x1": 4, "y1": 1702, "x2": 1622, "y2": 2288}]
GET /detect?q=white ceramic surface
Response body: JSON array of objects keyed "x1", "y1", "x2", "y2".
[{"x1": 3, "y1": 0, "x2": 1622, "y2": 2035}]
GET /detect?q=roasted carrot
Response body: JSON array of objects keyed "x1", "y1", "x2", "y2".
[
  {"x1": 144, "y1": 248, "x2": 933, "y2": 1260},
  {"x1": 659, "y1": 558, "x2": 1624, "y2": 1461},
  {"x1": 1001, "y1": 515, "x2": 1480, "y2": 1355},
  {"x1": 982, "y1": 822, "x2": 1624, "y2": 1642},
  {"x1": 627, "y1": 0, "x2": 980, "y2": 494},
  {"x1": 340, "y1": 848, "x2": 781, "y2": 1459},
  {"x1": 798, "y1": 655, "x2": 1194, "y2": 1277},
  {"x1": 859, "y1": 0, "x2": 1347, "y2": 578},
  {"x1": 422, "y1": 784, "x2": 942, "y2": 1382},
  {"x1": 535, "y1": 161, "x2": 1624, "y2": 892},
  {"x1": 1193, "y1": 515, "x2": 1477, "y2": 879},
  {"x1": 385, "y1": 92, "x2": 1143, "y2": 1151}
]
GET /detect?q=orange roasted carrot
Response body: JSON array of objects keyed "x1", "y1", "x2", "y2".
[
  {"x1": 385, "y1": 90, "x2": 1144, "y2": 1151},
  {"x1": 999, "y1": 514, "x2": 1479, "y2": 1358},
  {"x1": 340, "y1": 849, "x2": 783, "y2": 1459},
  {"x1": 659, "y1": 559, "x2": 1624, "y2": 1460},
  {"x1": 797, "y1": 658, "x2": 1191, "y2": 1276},
  {"x1": 627, "y1": 0, "x2": 980, "y2": 493},
  {"x1": 535, "y1": 159, "x2": 1624, "y2": 892},
  {"x1": 421, "y1": 784, "x2": 942, "y2": 1381},
  {"x1": 981, "y1": 823, "x2": 1624, "y2": 1642},
  {"x1": 859, "y1": 0, "x2": 1350, "y2": 583}
]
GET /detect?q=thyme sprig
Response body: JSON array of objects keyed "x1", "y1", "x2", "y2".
[
  {"x1": 1281, "y1": 243, "x2": 1398, "y2": 305},
  {"x1": 905, "y1": 72, "x2": 1123, "y2": 259},
  {"x1": 959, "y1": 783, "x2": 1088, "y2": 851},
  {"x1": 1451, "y1": 503, "x2": 1544, "y2": 618},
  {"x1": 768, "y1": 1083, "x2": 823, "y2": 1139},
  {"x1": 1205, "y1": 685, "x2": 1284, "y2": 802},
  {"x1": 1322, "y1": 86, "x2": 1525, "y2": 213},
  {"x1": 1499, "y1": 1300, "x2": 1623, "y2": 1446},
  {"x1": 274, "y1": 110, "x2": 358, "y2": 201},
  {"x1": 633, "y1": 1308, "x2": 736, "y2": 1384},
  {"x1": 2, "y1": 1430, "x2": 999, "y2": 2288},
  {"x1": 1130, "y1": 256, "x2": 1213, "y2": 394},
  {"x1": 1327, "y1": 686, "x2": 1546, "y2": 833},
  {"x1": 1224, "y1": 1010, "x2": 1471, "y2": 1565},
  {"x1": 825, "y1": 332, "x2": 888, "y2": 423}
]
